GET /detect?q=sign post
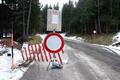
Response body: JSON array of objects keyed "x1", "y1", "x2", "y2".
[
  {"x1": 46, "y1": 9, "x2": 63, "y2": 69},
  {"x1": 44, "y1": 33, "x2": 64, "y2": 69},
  {"x1": 11, "y1": 33, "x2": 15, "y2": 69},
  {"x1": 93, "y1": 30, "x2": 97, "y2": 41},
  {"x1": 11, "y1": 33, "x2": 16, "y2": 69}
]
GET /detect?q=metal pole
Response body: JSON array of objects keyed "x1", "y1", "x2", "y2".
[
  {"x1": 11, "y1": 3, "x2": 15, "y2": 69},
  {"x1": 94, "y1": 33, "x2": 95, "y2": 41},
  {"x1": 11, "y1": 22, "x2": 14, "y2": 69},
  {"x1": 12, "y1": 23, "x2": 13, "y2": 58},
  {"x1": 46, "y1": 29, "x2": 56, "y2": 70}
]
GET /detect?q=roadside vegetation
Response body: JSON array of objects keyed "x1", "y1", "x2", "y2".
[
  {"x1": 81, "y1": 34, "x2": 115, "y2": 45},
  {"x1": 29, "y1": 35, "x2": 43, "y2": 44}
]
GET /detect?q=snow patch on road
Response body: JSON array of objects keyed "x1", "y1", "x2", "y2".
[{"x1": 61, "y1": 33, "x2": 85, "y2": 42}]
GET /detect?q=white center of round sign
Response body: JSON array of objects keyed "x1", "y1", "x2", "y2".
[
  {"x1": 46, "y1": 35, "x2": 61, "y2": 51},
  {"x1": 43, "y1": 33, "x2": 64, "y2": 53}
]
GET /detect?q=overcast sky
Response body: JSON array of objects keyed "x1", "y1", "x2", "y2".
[
  {"x1": 0, "y1": 0, "x2": 78, "y2": 9},
  {"x1": 39, "y1": 0, "x2": 78, "y2": 9}
]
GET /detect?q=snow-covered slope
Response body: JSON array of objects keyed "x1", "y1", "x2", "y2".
[
  {"x1": 0, "y1": 46, "x2": 29, "y2": 80},
  {"x1": 104, "y1": 32, "x2": 120, "y2": 56},
  {"x1": 61, "y1": 33, "x2": 85, "y2": 42},
  {"x1": 112, "y1": 32, "x2": 120, "y2": 44}
]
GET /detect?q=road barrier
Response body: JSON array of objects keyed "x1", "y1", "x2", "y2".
[{"x1": 21, "y1": 43, "x2": 64, "y2": 64}]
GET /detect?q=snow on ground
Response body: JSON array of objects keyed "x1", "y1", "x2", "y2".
[
  {"x1": 0, "y1": 45, "x2": 31, "y2": 80},
  {"x1": 112, "y1": 32, "x2": 120, "y2": 45},
  {"x1": 104, "y1": 31, "x2": 120, "y2": 55},
  {"x1": 105, "y1": 46, "x2": 120, "y2": 55},
  {"x1": 61, "y1": 33, "x2": 85, "y2": 42},
  {"x1": 40, "y1": 33, "x2": 85, "y2": 42},
  {"x1": 60, "y1": 32, "x2": 120, "y2": 57},
  {"x1": 101, "y1": 32, "x2": 120, "y2": 56},
  {"x1": 40, "y1": 34, "x2": 46, "y2": 40}
]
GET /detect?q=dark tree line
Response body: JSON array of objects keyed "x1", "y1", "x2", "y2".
[
  {"x1": 0, "y1": 0, "x2": 42, "y2": 40},
  {"x1": 1, "y1": 0, "x2": 120, "y2": 40},
  {"x1": 0, "y1": 0, "x2": 59, "y2": 41},
  {"x1": 62, "y1": 0, "x2": 120, "y2": 35}
]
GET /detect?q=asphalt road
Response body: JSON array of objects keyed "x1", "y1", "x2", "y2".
[{"x1": 20, "y1": 40, "x2": 120, "y2": 80}]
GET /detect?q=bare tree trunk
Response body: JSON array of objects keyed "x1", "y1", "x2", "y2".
[
  {"x1": 69, "y1": 7, "x2": 72, "y2": 34},
  {"x1": 84, "y1": 22, "x2": 87, "y2": 34},
  {"x1": 106, "y1": 24, "x2": 108, "y2": 33},
  {"x1": 68, "y1": 23, "x2": 71, "y2": 34},
  {"x1": 110, "y1": 0, "x2": 113, "y2": 18},
  {"x1": 95, "y1": 20, "x2": 97, "y2": 31},
  {"x1": 26, "y1": 0, "x2": 32, "y2": 39},
  {"x1": 22, "y1": 0, "x2": 25, "y2": 37},
  {"x1": 116, "y1": 1, "x2": 119, "y2": 32},
  {"x1": 116, "y1": 24, "x2": 119, "y2": 32},
  {"x1": 97, "y1": 0, "x2": 101, "y2": 34}
]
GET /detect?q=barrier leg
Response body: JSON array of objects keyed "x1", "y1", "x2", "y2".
[
  {"x1": 38, "y1": 44, "x2": 44, "y2": 62},
  {"x1": 35, "y1": 44, "x2": 40, "y2": 61},
  {"x1": 21, "y1": 50, "x2": 25, "y2": 61},
  {"x1": 42, "y1": 44, "x2": 48, "y2": 62},
  {"x1": 31, "y1": 45, "x2": 36, "y2": 61},
  {"x1": 28, "y1": 46, "x2": 32, "y2": 60},
  {"x1": 58, "y1": 52, "x2": 63, "y2": 65},
  {"x1": 24, "y1": 48, "x2": 28, "y2": 61}
]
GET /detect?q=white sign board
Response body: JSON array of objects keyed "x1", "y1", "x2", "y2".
[
  {"x1": 52, "y1": 14, "x2": 59, "y2": 24},
  {"x1": 47, "y1": 9, "x2": 62, "y2": 31}
]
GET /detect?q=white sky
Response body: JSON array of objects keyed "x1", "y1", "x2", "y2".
[
  {"x1": 0, "y1": 0, "x2": 78, "y2": 9},
  {"x1": 39, "y1": 0, "x2": 78, "y2": 9}
]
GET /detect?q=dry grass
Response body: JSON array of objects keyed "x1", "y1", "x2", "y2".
[
  {"x1": 29, "y1": 36, "x2": 43, "y2": 44},
  {"x1": 81, "y1": 34, "x2": 114, "y2": 45}
]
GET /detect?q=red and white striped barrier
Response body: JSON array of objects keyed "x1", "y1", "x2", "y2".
[{"x1": 21, "y1": 43, "x2": 64, "y2": 64}]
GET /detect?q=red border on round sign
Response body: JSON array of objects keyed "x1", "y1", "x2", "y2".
[{"x1": 43, "y1": 33, "x2": 64, "y2": 53}]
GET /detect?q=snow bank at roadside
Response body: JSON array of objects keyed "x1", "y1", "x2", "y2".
[
  {"x1": 112, "y1": 32, "x2": 120, "y2": 45},
  {"x1": 60, "y1": 33, "x2": 85, "y2": 42},
  {"x1": 40, "y1": 33, "x2": 84, "y2": 42},
  {"x1": 103, "y1": 32, "x2": 120, "y2": 56},
  {"x1": 40, "y1": 33, "x2": 120, "y2": 56},
  {"x1": 0, "y1": 45, "x2": 30, "y2": 80}
]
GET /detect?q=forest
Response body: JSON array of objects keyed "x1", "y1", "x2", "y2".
[
  {"x1": 0, "y1": 0, "x2": 120, "y2": 39},
  {"x1": 62, "y1": 0, "x2": 120, "y2": 35}
]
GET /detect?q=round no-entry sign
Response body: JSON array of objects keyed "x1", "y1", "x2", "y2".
[{"x1": 43, "y1": 33, "x2": 64, "y2": 53}]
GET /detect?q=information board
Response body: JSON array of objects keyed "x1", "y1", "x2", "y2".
[{"x1": 47, "y1": 9, "x2": 62, "y2": 31}]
